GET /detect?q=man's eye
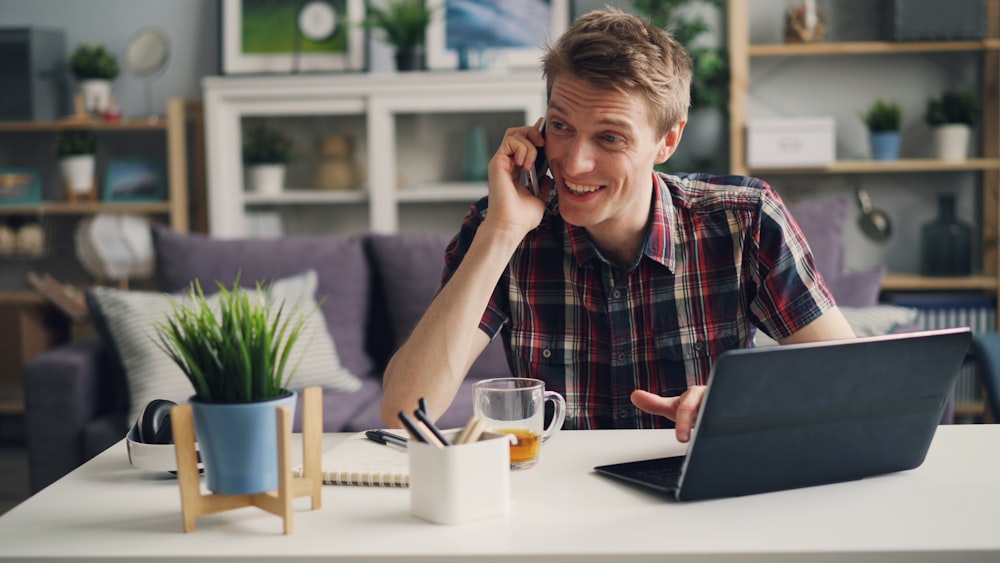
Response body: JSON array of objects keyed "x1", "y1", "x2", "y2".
[{"x1": 601, "y1": 134, "x2": 621, "y2": 143}]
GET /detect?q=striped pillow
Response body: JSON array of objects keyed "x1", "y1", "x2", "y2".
[{"x1": 88, "y1": 270, "x2": 362, "y2": 427}]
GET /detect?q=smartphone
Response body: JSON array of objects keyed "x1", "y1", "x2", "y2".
[{"x1": 521, "y1": 126, "x2": 548, "y2": 196}]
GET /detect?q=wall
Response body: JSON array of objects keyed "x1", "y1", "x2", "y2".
[{"x1": 0, "y1": 0, "x2": 219, "y2": 119}]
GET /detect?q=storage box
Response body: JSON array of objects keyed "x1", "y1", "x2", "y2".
[
  {"x1": 891, "y1": 0, "x2": 986, "y2": 41},
  {"x1": 0, "y1": 28, "x2": 67, "y2": 121},
  {"x1": 746, "y1": 117, "x2": 835, "y2": 168}
]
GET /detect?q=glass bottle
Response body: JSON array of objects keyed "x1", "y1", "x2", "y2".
[{"x1": 921, "y1": 194, "x2": 972, "y2": 276}]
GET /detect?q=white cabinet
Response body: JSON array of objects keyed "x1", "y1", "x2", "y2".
[{"x1": 202, "y1": 71, "x2": 546, "y2": 237}]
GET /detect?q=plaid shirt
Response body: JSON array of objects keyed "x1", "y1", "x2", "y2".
[{"x1": 443, "y1": 172, "x2": 835, "y2": 429}]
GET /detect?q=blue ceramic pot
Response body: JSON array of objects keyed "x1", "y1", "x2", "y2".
[
  {"x1": 869, "y1": 131, "x2": 901, "y2": 161},
  {"x1": 191, "y1": 391, "x2": 297, "y2": 495}
]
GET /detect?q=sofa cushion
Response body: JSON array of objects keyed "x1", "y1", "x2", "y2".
[
  {"x1": 366, "y1": 233, "x2": 511, "y2": 380},
  {"x1": 788, "y1": 196, "x2": 885, "y2": 307},
  {"x1": 88, "y1": 270, "x2": 362, "y2": 426},
  {"x1": 151, "y1": 226, "x2": 374, "y2": 378}
]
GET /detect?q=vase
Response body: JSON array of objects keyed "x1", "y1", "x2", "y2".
[
  {"x1": 395, "y1": 47, "x2": 425, "y2": 72},
  {"x1": 246, "y1": 164, "x2": 286, "y2": 195},
  {"x1": 869, "y1": 131, "x2": 901, "y2": 161},
  {"x1": 58, "y1": 155, "x2": 96, "y2": 196},
  {"x1": 191, "y1": 391, "x2": 297, "y2": 495},
  {"x1": 79, "y1": 79, "x2": 112, "y2": 114},
  {"x1": 932, "y1": 124, "x2": 971, "y2": 161},
  {"x1": 921, "y1": 193, "x2": 972, "y2": 276},
  {"x1": 314, "y1": 135, "x2": 361, "y2": 190},
  {"x1": 462, "y1": 125, "x2": 490, "y2": 182}
]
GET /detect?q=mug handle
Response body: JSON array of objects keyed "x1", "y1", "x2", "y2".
[{"x1": 541, "y1": 390, "x2": 566, "y2": 442}]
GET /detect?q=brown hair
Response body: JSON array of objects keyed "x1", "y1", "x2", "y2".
[{"x1": 542, "y1": 7, "x2": 692, "y2": 136}]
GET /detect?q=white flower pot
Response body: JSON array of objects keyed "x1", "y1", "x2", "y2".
[
  {"x1": 246, "y1": 164, "x2": 286, "y2": 195},
  {"x1": 932, "y1": 124, "x2": 971, "y2": 161},
  {"x1": 59, "y1": 155, "x2": 96, "y2": 195},
  {"x1": 79, "y1": 79, "x2": 113, "y2": 114}
]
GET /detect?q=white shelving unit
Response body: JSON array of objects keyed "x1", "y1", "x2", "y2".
[{"x1": 202, "y1": 71, "x2": 546, "y2": 237}]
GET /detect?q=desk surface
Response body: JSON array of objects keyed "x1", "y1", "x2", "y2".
[{"x1": 1, "y1": 426, "x2": 998, "y2": 562}]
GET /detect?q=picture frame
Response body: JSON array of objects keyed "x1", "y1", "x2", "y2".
[
  {"x1": 221, "y1": 0, "x2": 366, "y2": 74},
  {"x1": 426, "y1": 0, "x2": 569, "y2": 71},
  {"x1": 0, "y1": 168, "x2": 43, "y2": 205},
  {"x1": 103, "y1": 159, "x2": 166, "y2": 202}
]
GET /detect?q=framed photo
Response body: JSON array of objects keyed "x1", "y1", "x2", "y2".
[
  {"x1": 0, "y1": 169, "x2": 42, "y2": 205},
  {"x1": 103, "y1": 159, "x2": 166, "y2": 202},
  {"x1": 427, "y1": 0, "x2": 569, "y2": 71},
  {"x1": 221, "y1": 0, "x2": 366, "y2": 74}
]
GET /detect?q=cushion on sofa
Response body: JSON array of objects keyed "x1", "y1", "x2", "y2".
[
  {"x1": 787, "y1": 196, "x2": 885, "y2": 307},
  {"x1": 151, "y1": 226, "x2": 374, "y2": 378},
  {"x1": 366, "y1": 233, "x2": 511, "y2": 380},
  {"x1": 88, "y1": 269, "x2": 362, "y2": 425}
]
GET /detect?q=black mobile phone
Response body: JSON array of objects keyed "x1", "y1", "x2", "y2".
[{"x1": 523, "y1": 127, "x2": 548, "y2": 195}]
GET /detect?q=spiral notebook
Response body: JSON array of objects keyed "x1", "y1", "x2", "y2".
[{"x1": 296, "y1": 430, "x2": 410, "y2": 487}]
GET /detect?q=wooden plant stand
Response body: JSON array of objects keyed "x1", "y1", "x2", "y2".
[{"x1": 170, "y1": 386, "x2": 323, "y2": 534}]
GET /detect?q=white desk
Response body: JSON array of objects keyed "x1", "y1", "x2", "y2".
[{"x1": 1, "y1": 426, "x2": 998, "y2": 562}]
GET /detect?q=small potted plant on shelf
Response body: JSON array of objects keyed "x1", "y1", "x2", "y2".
[
  {"x1": 68, "y1": 43, "x2": 119, "y2": 116},
  {"x1": 54, "y1": 129, "x2": 98, "y2": 201},
  {"x1": 154, "y1": 277, "x2": 312, "y2": 495},
  {"x1": 861, "y1": 99, "x2": 903, "y2": 161},
  {"x1": 364, "y1": 0, "x2": 435, "y2": 71},
  {"x1": 925, "y1": 90, "x2": 980, "y2": 161},
  {"x1": 242, "y1": 124, "x2": 295, "y2": 196}
]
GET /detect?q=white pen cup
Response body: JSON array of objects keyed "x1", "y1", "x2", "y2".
[
  {"x1": 473, "y1": 378, "x2": 566, "y2": 470},
  {"x1": 408, "y1": 430, "x2": 511, "y2": 525}
]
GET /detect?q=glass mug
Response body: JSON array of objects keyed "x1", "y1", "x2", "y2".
[{"x1": 472, "y1": 378, "x2": 566, "y2": 470}]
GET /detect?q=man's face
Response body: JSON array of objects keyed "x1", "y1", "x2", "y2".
[{"x1": 544, "y1": 74, "x2": 683, "y2": 240}]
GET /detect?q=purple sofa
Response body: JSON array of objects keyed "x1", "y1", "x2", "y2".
[{"x1": 23, "y1": 226, "x2": 511, "y2": 493}]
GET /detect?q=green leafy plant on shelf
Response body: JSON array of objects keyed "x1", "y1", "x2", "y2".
[
  {"x1": 363, "y1": 0, "x2": 436, "y2": 55},
  {"x1": 53, "y1": 129, "x2": 97, "y2": 157},
  {"x1": 861, "y1": 99, "x2": 903, "y2": 132},
  {"x1": 68, "y1": 44, "x2": 119, "y2": 80},
  {"x1": 153, "y1": 278, "x2": 311, "y2": 403},
  {"x1": 242, "y1": 125, "x2": 295, "y2": 165},
  {"x1": 924, "y1": 90, "x2": 980, "y2": 127}
]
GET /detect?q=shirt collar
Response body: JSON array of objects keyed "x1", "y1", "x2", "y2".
[{"x1": 562, "y1": 172, "x2": 676, "y2": 272}]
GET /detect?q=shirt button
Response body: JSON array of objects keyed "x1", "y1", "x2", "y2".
[
  {"x1": 694, "y1": 341, "x2": 704, "y2": 351},
  {"x1": 613, "y1": 290, "x2": 622, "y2": 299},
  {"x1": 542, "y1": 348, "x2": 552, "y2": 359},
  {"x1": 617, "y1": 352, "x2": 627, "y2": 362}
]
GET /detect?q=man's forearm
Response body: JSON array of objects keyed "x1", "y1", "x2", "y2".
[{"x1": 381, "y1": 224, "x2": 524, "y2": 425}]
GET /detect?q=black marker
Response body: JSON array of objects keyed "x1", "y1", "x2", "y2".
[
  {"x1": 414, "y1": 407, "x2": 452, "y2": 446},
  {"x1": 365, "y1": 429, "x2": 408, "y2": 450}
]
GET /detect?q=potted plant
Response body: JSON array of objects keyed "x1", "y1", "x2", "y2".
[
  {"x1": 154, "y1": 278, "x2": 312, "y2": 495},
  {"x1": 364, "y1": 0, "x2": 435, "y2": 71},
  {"x1": 861, "y1": 99, "x2": 903, "y2": 161},
  {"x1": 68, "y1": 43, "x2": 119, "y2": 115},
  {"x1": 54, "y1": 129, "x2": 98, "y2": 200},
  {"x1": 925, "y1": 90, "x2": 980, "y2": 161},
  {"x1": 242, "y1": 124, "x2": 294, "y2": 195}
]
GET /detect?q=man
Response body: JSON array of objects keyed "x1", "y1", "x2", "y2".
[{"x1": 382, "y1": 8, "x2": 855, "y2": 441}]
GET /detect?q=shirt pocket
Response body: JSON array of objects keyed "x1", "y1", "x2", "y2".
[
  {"x1": 507, "y1": 326, "x2": 581, "y2": 382},
  {"x1": 656, "y1": 322, "x2": 742, "y2": 389}
]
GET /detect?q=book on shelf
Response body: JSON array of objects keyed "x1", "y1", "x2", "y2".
[{"x1": 296, "y1": 430, "x2": 409, "y2": 487}]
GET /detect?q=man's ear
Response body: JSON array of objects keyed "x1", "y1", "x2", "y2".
[{"x1": 655, "y1": 120, "x2": 687, "y2": 164}]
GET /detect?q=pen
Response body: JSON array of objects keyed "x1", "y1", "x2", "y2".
[
  {"x1": 365, "y1": 429, "x2": 408, "y2": 450},
  {"x1": 414, "y1": 407, "x2": 451, "y2": 446},
  {"x1": 418, "y1": 397, "x2": 429, "y2": 416}
]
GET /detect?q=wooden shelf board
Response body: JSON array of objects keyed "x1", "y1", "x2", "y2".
[
  {"x1": 0, "y1": 119, "x2": 167, "y2": 132},
  {"x1": 750, "y1": 40, "x2": 1000, "y2": 57},
  {"x1": 0, "y1": 201, "x2": 172, "y2": 215},
  {"x1": 0, "y1": 292, "x2": 45, "y2": 306},
  {"x1": 749, "y1": 158, "x2": 1000, "y2": 175},
  {"x1": 881, "y1": 274, "x2": 998, "y2": 291}
]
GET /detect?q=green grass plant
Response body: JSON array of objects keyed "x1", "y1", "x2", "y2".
[{"x1": 154, "y1": 278, "x2": 310, "y2": 403}]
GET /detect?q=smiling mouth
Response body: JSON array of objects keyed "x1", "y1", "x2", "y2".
[{"x1": 565, "y1": 180, "x2": 603, "y2": 195}]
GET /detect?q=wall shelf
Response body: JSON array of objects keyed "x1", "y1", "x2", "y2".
[{"x1": 203, "y1": 71, "x2": 545, "y2": 236}]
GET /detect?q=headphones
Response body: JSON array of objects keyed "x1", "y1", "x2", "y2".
[{"x1": 131, "y1": 399, "x2": 177, "y2": 445}]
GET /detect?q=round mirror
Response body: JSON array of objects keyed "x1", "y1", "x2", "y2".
[{"x1": 125, "y1": 27, "x2": 169, "y2": 76}]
